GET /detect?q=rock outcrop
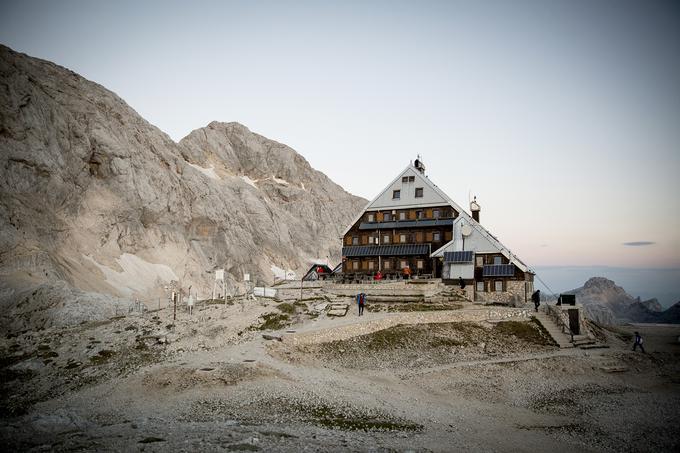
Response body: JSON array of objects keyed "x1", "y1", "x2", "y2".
[
  {"x1": 565, "y1": 277, "x2": 679, "y2": 325},
  {"x1": 0, "y1": 45, "x2": 365, "y2": 332}
]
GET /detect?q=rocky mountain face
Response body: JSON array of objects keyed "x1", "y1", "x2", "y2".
[
  {"x1": 0, "y1": 45, "x2": 365, "y2": 333},
  {"x1": 566, "y1": 277, "x2": 679, "y2": 325}
]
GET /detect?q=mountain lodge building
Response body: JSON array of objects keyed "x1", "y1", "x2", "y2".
[{"x1": 340, "y1": 159, "x2": 534, "y2": 304}]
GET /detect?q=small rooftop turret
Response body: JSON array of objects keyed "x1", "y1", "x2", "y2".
[{"x1": 470, "y1": 196, "x2": 480, "y2": 223}]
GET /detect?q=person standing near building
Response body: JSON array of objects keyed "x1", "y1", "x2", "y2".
[
  {"x1": 358, "y1": 293, "x2": 366, "y2": 316},
  {"x1": 531, "y1": 289, "x2": 541, "y2": 312},
  {"x1": 633, "y1": 331, "x2": 646, "y2": 353},
  {"x1": 458, "y1": 277, "x2": 466, "y2": 290}
]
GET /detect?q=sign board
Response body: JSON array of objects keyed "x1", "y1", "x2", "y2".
[
  {"x1": 215, "y1": 269, "x2": 225, "y2": 281},
  {"x1": 243, "y1": 273, "x2": 250, "y2": 282},
  {"x1": 253, "y1": 287, "x2": 277, "y2": 298}
]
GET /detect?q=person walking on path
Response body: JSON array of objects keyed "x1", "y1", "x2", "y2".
[
  {"x1": 531, "y1": 290, "x2": 541, "y2": 312},
  {"x1": 458, "y1": 277, "x2": 466, "y2": 290},
  {"x1": 356, "y1": 292, "x2": 366, "y2": 316},
  {"x1": 633, "y1": 331, "x2": 646, "y2": 353}
]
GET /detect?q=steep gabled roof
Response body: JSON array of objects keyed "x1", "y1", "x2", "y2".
[
  {"x1": 341, "y1": 163, "x2": 468, "y2": 236},
  {"x1": 431, "y1": 216, "x2": 531, "y2": 274}
]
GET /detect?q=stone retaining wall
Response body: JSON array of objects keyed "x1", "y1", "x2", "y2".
[
  {"x1": 474, "y1": 280, "x2": 528, "y2": 307},
  {"x1": 289, "y1": 307, "x2": 532, "y2": 346}
]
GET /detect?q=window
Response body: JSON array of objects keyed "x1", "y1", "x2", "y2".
[
  {"x1": 433, "y1": 232, "x2": 441, "y2": 241},
  {"x1": 494, "y1": 280, "x2": 503, "y2": 292},
  {"x1": 367, "y1": 213, "x2": 374, "y2": 222},
  {"x1": 384, "y1": 260, "x2": 391, "y2": 269},
  {"x1": 368, "y1": 261, "x2": 375, "y2": 270},
  {"x1": 416, "y1": 210, "x2": 423, "y2": 219},
  {"x1": 367, "y1": 236, "x2": 374, "y2": 244},
  {"x1": 383, "y1": 212, "x2": 391, "y2": 221},
  {"x1": 402, "y1": 176, "x2": 409, "y2": 183},
  {"x1": 476, "y1": 256, "x2": 484, "y2": 267},
  {"x1": 476, "y1": 281, "x2": 485, "y2": 292},
  {"x1": 433, "y1": 209, "x2": 440, "y2": 219},
  {"x1": 416, "y1": 260, "x2": 424, "y2": 269},
  {"x1": 393, "y1": 190, "x2": 400, "y2": 199},
  {"x1": 352, "y1": 261, "x2": 359, "y2": 270},
  {"x1": 352, "y1": 236, "x2": 359, "y2": 245},
  {"x1": 400, "y1": 234, "x2": 407, "y2": 243},
  {"x1": 493, "y1": 256, "x2": 503, "y2": 265},
  {"x1": 408, "y1": 176, "x2": 415, "y2": 182},
  {"x1": 415, "y1": 187, "x2": 424, "y2": 198},
  {"x1": 399, "y1": 211, "x2": 407, "y2": 221},
  {"x1": 383, "y1": 234, "x2": 390, "y2": 244},
  {"x1": 400, "y1": 260, "x2": 408, "y2": 269}
]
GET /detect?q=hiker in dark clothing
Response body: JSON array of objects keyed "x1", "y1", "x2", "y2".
[
  {"x1": 633, "y1": 331, "x2": 645, "y2": 353},
  {"x1": 459, "y1": 277, "x2": 466, "y2": 290},
  {"x1": 357, "y1": 292, "x2": 366, "y2": 316},
  {"x1": 531, "y1": 290, "x2": 541, "y2": 312}
]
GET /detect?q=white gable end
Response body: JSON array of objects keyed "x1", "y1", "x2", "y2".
[{"x1": 367, "y1": 167, "x2": 449, "y2": 210}]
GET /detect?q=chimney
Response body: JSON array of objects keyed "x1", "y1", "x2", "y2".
[{"x1": 470, "y1": 196, "x2": 480, "y2": 223}]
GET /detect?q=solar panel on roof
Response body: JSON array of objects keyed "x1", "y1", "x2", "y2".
[
  {"x1": 444, "y1": 251, "x2": 473, "y2": 263},
  {"x1": 482, "y1": 264, "x2": 515, "y2": 277}
]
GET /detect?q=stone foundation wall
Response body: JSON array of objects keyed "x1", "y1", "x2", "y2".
[{"x1": 474, "y1": 280, "x2": 528, "y2": 307}]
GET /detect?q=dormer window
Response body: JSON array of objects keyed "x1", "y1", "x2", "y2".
[
  {"x1": 392, "y1": 190, "x2": 400, "y2": 199},
  {"x1": 415, "y1": 187, "x2": 423, "y2": 198}
]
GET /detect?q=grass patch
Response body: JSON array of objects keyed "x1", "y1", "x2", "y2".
[
  {"x1": 291, "y1": 400, "x2": 422, "y2": 432},
  {"x1": 494, "y1": 319, "x2": 557, "y2": 346},
  {"x1": 276, "y1": 303, "x2": 296, "y2": 315},
  {"x1": 255, "y1": 313, "x2": 290, "y2": 331},
  {"x1": 89, "y1": 349, "x2": 116, "y2": 365}
]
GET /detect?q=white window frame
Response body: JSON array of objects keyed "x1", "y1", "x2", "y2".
[
  {"x1": 494, "y1": 256, "x2": 503, "y2": 265},
  {"x1": 368, "y1": 213, "x2": 374, "y2": 222},
  {"x1": 400, "y1": 234, "x2": 407, "y2": 243},
  {"x1": 352, "y1": 236, "x2": 359, "y2": 245},
  {"x1": 494, "y1": 280, "x2": 503, "y2": 292},
  {"x1": 384, "y1": 260, "x2": 391, "y2": 269},
  {"x1": 476, "y1": 256, "x2": 484, "y2": 267},
  {"x1": 352, "y1": 261, "x2": 359, "y2": 270},
  {"x1": 416, "y1": 260, "x2": 424, "y2": 269},
  {"x1": 392, "y1": 190, "x2": 400, "y2": 199},
  {"x1": 368, "y1": 261, "x2": 375, "y2": 270},
  {"x1": 433, "y1": 232, "x2": 441, "y2": 241},
  {"x1": 400, "y1": 260, "x2": 408, "y2": 269},
  {"x1": 433, "y1": 209, "x2": 440, "y2": 219},
  {"x1": 399, "y1": 211, "x2": 407, "y2": 220},
  {"x1": 415, "y1": 187, "x2": 424, "y2": 198},
  {"x1": 476, "y1": 281, "x2": 485, "y2": 292},
  {"x1": 383, "y1": 234, "x2": 390, "y2": 244}
]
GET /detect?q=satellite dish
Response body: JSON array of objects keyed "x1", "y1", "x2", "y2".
[{"x1": 461, "y1": 224, "x2": 472, "y2": 237}]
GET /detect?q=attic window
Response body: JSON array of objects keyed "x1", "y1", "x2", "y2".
[
  {"x1": 409, "y1": 176, "x2": 415, "y2": 182},
  {"x1": 393, "y1": 190, "x2": 400, "y2": 199},
  {"x1": 493, "y1": 256, "x2": 503, "y2": 265},
  {"x1": 415, "y1": 187, "x2": 423, "y2": 198},
  {"x1": 402, "y1": 177, "x2": 409, "y2": 183}
]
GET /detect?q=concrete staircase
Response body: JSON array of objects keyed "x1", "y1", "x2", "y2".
[{"x1": 533, "y1": 311, "x2": 574, "y2": 348}]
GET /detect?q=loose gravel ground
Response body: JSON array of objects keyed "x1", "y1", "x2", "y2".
[{"x1": 1, "y1": 300, "x2": 679, "y2": 452}]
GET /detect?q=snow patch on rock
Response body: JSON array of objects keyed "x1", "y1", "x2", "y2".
[
  {"x1": 241, "y1": 175, "x2": 259, "y2": 188},
  {"x1": 271, "y1": 264, "x2": 296, "y2": 280},
  {"x1": 83, "y1": 254, "x2": 178, "y2": 296},
  {"x1": 273, "y1": 177, "x2": 290, "y2": 186},
  {"x1": 187, "y1": 162, "x2": 220, "y2": 180}
]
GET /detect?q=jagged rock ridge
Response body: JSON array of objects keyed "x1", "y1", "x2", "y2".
[
  {"x1": 566, "y1": 277, "x2": 679, "y2": 325},
  {"x1": 0, "y1": 44, "x2": 365, "y2": 332}
]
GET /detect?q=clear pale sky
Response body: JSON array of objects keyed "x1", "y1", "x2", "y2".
[{"x1": 2, "y1": 0, "x2": 679, "y2": 269}]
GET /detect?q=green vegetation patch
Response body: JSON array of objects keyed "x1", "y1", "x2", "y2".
[
  {"x1": 276, "y1": 303, "x2": 296, "y2": 315},
  {"x1": 494, "y1": 319, "x2": 557, "y2": 346},
  {"x1": 291, "y1": 400, "x2": 423, "y2": 432},
  {"x1": 89, "y1": 349, "x2": 116, "y2": 365},
  {"x1": 254, "y1": 313, "x2": 291, "y2": 331}
]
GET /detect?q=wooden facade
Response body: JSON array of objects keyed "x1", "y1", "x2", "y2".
[{"x1": 341, "y1": 204, "x2": 458, "y2": 277}]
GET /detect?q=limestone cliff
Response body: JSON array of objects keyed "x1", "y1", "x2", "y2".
[{"x1": 0, "y1": 45, "x2": 365, "y2": 332}]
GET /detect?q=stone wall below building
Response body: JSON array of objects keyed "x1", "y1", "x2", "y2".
[{"x1": 474, "y1": 280, "x2": 528, "y2": 307}]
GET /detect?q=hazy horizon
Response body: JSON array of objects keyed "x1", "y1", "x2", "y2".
[{"x1": 1, "y1": 1, "x2": 678, "y2": 274}]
